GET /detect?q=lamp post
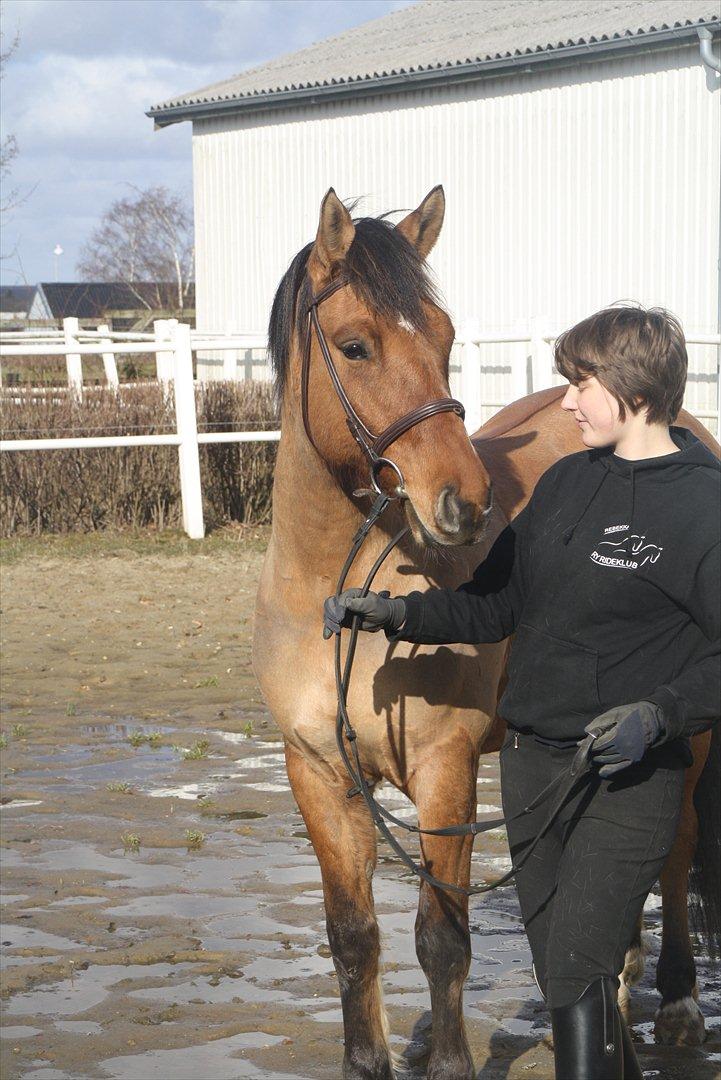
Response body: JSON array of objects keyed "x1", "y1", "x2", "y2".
[{"x1": 53, "y1": 244, "x2": 63, "y2": 282}]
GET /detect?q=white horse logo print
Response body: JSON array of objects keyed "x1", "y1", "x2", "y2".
[{"x1": 590, "y1": 529, "x2": 663, "y2": 570}]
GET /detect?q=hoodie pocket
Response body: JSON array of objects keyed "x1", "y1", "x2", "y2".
[{"x1": 499, "y1": 622, "x2": 602, "y2": 729}]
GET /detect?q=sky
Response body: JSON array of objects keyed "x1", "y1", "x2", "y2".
[{"x1": 0, "y1": 0, "x2": 415, "y2": 285}]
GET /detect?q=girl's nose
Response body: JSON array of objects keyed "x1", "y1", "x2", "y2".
[{"x1": 561, "y1": 385, "x2": 577, "y2": 411}]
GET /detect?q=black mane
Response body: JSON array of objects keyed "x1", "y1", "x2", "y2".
[{"x1": 267, "y1": 215, "x2": 442, "y2": 408}]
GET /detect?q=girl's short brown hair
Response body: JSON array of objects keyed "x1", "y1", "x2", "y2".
[{"x1": 554, "y1": 304, "x2": 688, "y2": 425}]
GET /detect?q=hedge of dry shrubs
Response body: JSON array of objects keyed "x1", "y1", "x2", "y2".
[{"x1": 0, "y1": 382, "x2": 278, "y2": 535}]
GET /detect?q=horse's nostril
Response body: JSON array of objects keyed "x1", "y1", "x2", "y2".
[{"x1": 437, "y1": 485, "x2": 460, "y2": 532}]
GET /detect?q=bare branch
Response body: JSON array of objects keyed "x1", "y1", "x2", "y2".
[{"x1": 76, "y1": 185, "x2": 195, "y2": 312}]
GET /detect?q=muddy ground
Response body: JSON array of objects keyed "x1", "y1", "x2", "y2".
[{"x1": 1, "y1": 531, "x2": 719, "y2": 1080}]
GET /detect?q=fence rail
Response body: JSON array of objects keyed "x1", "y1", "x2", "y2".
[{"x1": 1, "y1": 317, "x2": 719, "y2": 539}]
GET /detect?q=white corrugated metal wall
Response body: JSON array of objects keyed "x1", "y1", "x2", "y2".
[{"x1": 191, "y1": 42, "x2": 720, "y2": 432}]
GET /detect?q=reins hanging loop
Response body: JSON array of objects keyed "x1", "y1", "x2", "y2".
[{"x1": 306, "y1": 276, "x2": 593, "y2": 896}]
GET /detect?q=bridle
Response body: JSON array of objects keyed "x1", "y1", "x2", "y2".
[
  {"x1": 301, "y1": 276, "x2": 465, "y2": 496},
  {"x1": 303, "y1": 274, "x2": 596, "y2": 897}
]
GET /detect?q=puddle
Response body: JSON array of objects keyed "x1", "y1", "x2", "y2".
[
  {"x1": 217, "y1": 734, "x2": 281, "y2": 749},
  {"x1": 1, "y1": 924, "x2": 90, "y2": 952},
  {"x1": 54, "y1": 1020, "x2": 104, "y2": 1033},
  {"x1": 6, "y1": 962, "x2": 192, "y2": 1018},
  {"x1": 99, "y1": 1031, "x2": 299, "y2": 1080},
  {"x1": 79, "y1": 723, "x2": 176, "y2": 739},
  {"x1": 147, "y1": 781, "x2": 218, "y2": 800},
  {"x1": 104, "y1": 893, "x2": 254, "y2": 920}
]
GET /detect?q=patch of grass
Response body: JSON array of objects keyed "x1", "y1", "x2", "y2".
[
  {"x1": 0, "y1": 734, "x2": 7, "y2": 750},
  {"x1": 0, "y1": 526, "x2": 271, "y2": 564},
  {"x1": 242, "y1": 720, "x2": 254, "y2": 738},
  {"x1": 146, "y1": 731, "x2": 163, "y2": 748},
  {"x1": 128, "y1": 730, "x2": 147, "y2": 747},
  {"x1": 11, "y1": 724, "x2": 29, "y2": 738},
  {"x1": 173, "y1": 738, "x2": 210, "y2": 761},
  {"x1": 65, "y1": 702, "x2": 77, "y2": 717},
  {"x1": 107, "y1": 782, "x2": 134, "y2": 794},
  {"x1": 193, "y1": 676, "x2": 218, "y2": 689},
  {"x1": 185, "y1": 829, "x2": 205, "y2": 849},
  {"x1": 121, "y1": 832, "x2": 141, "y2": 852}
]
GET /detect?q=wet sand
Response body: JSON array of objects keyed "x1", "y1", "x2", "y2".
[{"x1": 1, "y1": 534, "x2": 719, "y2": 1079}]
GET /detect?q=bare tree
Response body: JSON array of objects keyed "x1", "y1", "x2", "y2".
[
  {"x1": 77, "y1": 185, "x2": 195, "y2": 311},
  {"x1": 0, "y1": 24, "x2": 20, "y2": 217}
]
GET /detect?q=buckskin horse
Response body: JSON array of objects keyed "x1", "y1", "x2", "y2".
[{"x1": 251, "y1": 187, "x2": 720, "y2": 1079}]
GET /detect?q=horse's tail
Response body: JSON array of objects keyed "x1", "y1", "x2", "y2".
[{"x1": 690, "y1": 723, "x2": 721, "y2": 960}]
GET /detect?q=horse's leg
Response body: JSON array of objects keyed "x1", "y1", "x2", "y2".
[
  {"x1": 285, "y1": 741, "x2": 394, "y2": 1080},
  {"x1": 408, "y1": 741, "x2": 477, "y2": 1080},
  {"x1": 654, "y1": 738, "x2": 709, "y2": 1046},
  {"x1": 618, "y1": 912, "x2": 647, "y2": 1020}
]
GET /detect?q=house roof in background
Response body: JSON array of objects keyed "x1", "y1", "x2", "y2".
[
  {"x1": 0, "y1": 285, "x2": 35, "y2": 314},
  {"x1": 148, "y1": 0, "x2": 719, "y2": 125},
  {"x1": 34, "y1": 282, "x2": 195, "y2": 319}
]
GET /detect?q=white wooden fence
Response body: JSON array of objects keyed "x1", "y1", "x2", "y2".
[{"x1": 1, "y1": 318, "x2": 719, "y2": 539}]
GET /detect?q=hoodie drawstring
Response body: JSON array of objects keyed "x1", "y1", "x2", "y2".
[{"x1": 629, "y1": 467, "x2": 636, "y2": 540}]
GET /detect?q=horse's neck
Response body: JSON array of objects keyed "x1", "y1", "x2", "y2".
[{"x1": 268, "y1": 413, "x2": 400, "y2": 586}]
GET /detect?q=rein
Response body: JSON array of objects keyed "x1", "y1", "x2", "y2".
[{"x1": 305, "y1": 277, "x2": 595, "y2": 896}]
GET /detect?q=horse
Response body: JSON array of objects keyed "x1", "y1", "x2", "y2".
[{"x1": 252, "y1": 186, "x2": 720, "y2": 1079}]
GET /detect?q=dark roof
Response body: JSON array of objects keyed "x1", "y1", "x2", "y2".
[
  {"x1": 36, "y1": 282, "x2": 195, "y2": 318},
  {"x1": 0, "y1": 285, "x2": 35, "y2": 315},
  {"x1": 148, "y1": 0, "x2": 719, "y2": 126}
]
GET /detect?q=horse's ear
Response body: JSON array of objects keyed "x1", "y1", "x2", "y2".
[
  {"x1": 395, "y1": 185, "x2": 445, "y2": 259},
  {"x1": 309, "y1": 188, "x2": 355, "y2": 284}
]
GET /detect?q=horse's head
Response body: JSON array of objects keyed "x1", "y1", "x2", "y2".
[{"x1": 269, "y1": 187, "x2": 493, "y2": 547}]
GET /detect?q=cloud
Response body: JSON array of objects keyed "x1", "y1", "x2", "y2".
[{"x1": 0, "y1": 0, "x2": 417, "y2": 282}]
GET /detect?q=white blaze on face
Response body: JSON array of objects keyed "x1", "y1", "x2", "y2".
[{"x1": 397, "y1": 315, "x2": 416, "y2": 335}]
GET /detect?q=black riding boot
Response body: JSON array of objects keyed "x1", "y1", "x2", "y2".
[
  {"x1": 618, "y1": 1009, "x2": 642, "y2": 1080},
  {"x1": 550, "y1": 977, "x2": 623, "y2": 1079}
]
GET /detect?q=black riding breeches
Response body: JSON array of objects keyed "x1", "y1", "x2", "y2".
[{"x1": 499, "y1": 729, "x2": 686, "y2": 1008}]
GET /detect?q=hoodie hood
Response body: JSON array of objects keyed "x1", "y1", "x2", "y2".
[{"x1": 562, "y1": 426, "x2": 720, "y2": 544}]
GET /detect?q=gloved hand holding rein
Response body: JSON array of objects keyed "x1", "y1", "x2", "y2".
[
  {"x1": 584, "y1": 700, "x2": 664, "y2": 777},
  {"x1": 323, "y1": 588, "x2": 407, "y2": 639}
]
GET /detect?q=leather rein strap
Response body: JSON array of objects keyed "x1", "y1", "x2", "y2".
[{"x1": 303, "y1": 275, "x2": 595, "y2": 896}]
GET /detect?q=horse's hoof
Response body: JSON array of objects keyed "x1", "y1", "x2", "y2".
[{"x1": 654, "y1": 994, "x2": 707, "y2": 1045}]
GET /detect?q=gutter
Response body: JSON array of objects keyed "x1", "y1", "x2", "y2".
[
  {"x1": 148, "y1": 21, "x2": 718, "y2": 128},
  {"x1": 698, "y1": 25, "x2": 721, "y2": 72}
]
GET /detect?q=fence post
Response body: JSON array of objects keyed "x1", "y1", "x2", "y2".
[
  {"x1": 63, "y1": 316, "x2": 83, "y2": 400},
  {"x1": 154, "y1": 319, "x2": 174, "y2": 389},
  {"x1": 172, "y1": 321, "x2": 205, "y2": 539},
  {"x1": 223, "y1": 345, "x2": 237, "y2": 381},
  {"x1": 459, "y1": 319, "x2": 483, "y2": 435},
  {"x1": 530, "y1": 316, "x2": 555, "y2": 392},
  {"x1": 97, "y1": 323, "x2": 119, "y2": 391}
]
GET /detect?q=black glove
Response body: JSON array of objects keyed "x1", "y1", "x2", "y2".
[
  {"x1": 323, "y1": 588, "x2": 406, "y2": 639},
  {"x1": 584, "y1": 701, "x2": 664, "y2": 777}
]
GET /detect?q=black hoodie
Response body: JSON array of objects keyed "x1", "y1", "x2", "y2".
[{"x1": 387, "y1": 427, "x2": 720, "y2": 754}]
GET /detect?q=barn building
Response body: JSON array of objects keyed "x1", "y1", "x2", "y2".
[{"x1": 148, "y1": 0, "x2": 720, "y2": 433}]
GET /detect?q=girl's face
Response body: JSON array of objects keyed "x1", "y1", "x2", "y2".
[{"x1": 561, "y1": 374, "x2": 626, "y2": 448}]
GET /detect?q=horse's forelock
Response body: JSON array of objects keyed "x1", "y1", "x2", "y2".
[{"x1": 267, "y1": 216, "x2": 442, "y2": 409}]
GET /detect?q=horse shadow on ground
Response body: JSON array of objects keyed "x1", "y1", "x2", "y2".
[{"x1": 400, "y1": 999, "x2": 551, "y2": 1078}]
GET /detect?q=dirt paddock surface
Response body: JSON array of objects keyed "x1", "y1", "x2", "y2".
[{"x1": 1, "y1": 531, "x2": 719, "y2": 1080}]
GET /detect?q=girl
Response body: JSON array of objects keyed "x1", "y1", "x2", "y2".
[{"x1": 324, "y1": 304, "x2": 720, "y2": 1079}]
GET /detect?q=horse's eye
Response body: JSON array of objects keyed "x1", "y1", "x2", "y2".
[{"x1": 341, "y1": 342, "x2": 368, "y2": 361}]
